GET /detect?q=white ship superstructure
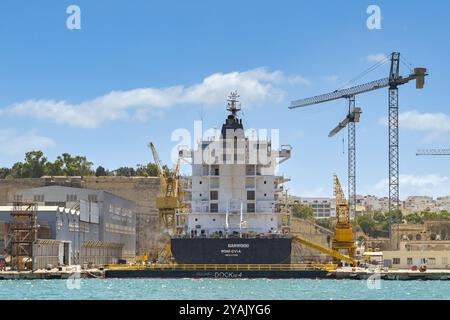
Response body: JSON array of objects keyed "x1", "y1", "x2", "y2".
[{"x1": 176, "y1": 92, "x2": 292, "y2": 238}]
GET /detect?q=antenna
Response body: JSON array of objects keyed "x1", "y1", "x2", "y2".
[{"x1": 227, "y1": 91, "x2": 241, "y2": 116}]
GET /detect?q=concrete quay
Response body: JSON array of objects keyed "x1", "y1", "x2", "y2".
[
  {"x1": 0, "y1": 268, "x2": 104, "y2": 280},
  {"x1": 329, "y1": 268, "x2": 450, "y2": 280}
]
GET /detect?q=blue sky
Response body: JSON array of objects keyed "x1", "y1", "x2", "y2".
[{"x1": 0, "y1": 0, "x2": 449, "y2": 199}]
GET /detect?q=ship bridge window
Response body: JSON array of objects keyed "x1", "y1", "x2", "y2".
[
  {"x1": 247, "y1": 190, "x2": 255, "y2": 200},
  {"x1": 210, "y1": 203, "x2": 218, "y2": 213},
  {"x1": 210, "y1": 190, "x2": 218, "y2": 200},
  {"x1": 247, "y1": 203, "x2": 255, "y2": 213}
]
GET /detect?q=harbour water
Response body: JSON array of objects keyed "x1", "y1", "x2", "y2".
[{"x1": 1, "y1": 278, "x2": 450, "y2": 300}]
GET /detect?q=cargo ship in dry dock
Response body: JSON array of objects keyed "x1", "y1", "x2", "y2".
[
  {"x1": 170, "y1": 92, "x2": 293, "y2": 264},
  {"x1": 105, "y1": 92, "x2": 332, "y2": 278}
]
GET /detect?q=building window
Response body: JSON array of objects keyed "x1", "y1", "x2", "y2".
[
  {"x1": 247, "y1": 203, "x2": 255, "y2": 213},
  {"x1": 247, "y1": 190, "x2": 255, "y2": 200},
  {"x1": 88, "y1": 194, "x2": 98, "y2": 202},
  {"x1": 66, "y1": 194, "x2": 77, "y2": 202},
  {"x1": 210, "y1": 190, "x2": 218, "y2": 200},
  {"x1": 13, "y1": 195, "x2": 23, "y2": 202},
  {"x1": 33, "y1": 194, "x2": 44, "y2": 202},
  {"x1": 393, "y1": 258, "x2": 401, "y2": 265},
  {"x1": 428, "y1": 258, "x2": 436, "y2": 265},
  {"x1": 442, "y1": 257, "x2": 448, "y2": 266},
  {"x1": 210, "y1": 203, "x2": 218, "y2": 213}
]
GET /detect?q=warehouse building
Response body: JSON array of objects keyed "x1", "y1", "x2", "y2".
[{"x1": 0, "y1": 185, "x2": 136, "y2": 269}]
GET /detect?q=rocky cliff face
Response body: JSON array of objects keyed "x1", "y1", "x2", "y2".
[{"x1": 290, "y1": 217, "x2": 334, "y2": 263}]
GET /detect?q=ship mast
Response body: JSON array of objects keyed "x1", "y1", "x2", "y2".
[{"x1": 226, "y1": 91, "x2": 241, "y2": 118}]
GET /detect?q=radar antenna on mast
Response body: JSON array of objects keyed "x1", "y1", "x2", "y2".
[{"x1": 227, "y1": 91, "x2": 241, "y2": 117}]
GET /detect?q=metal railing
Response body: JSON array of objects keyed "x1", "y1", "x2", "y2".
[{"x1": 105, "y1": 263, "x2": 337, "y2": 271}]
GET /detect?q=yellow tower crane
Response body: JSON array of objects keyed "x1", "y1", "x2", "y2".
[
  {"x1": 332, "y1": 175, "x2": 356, "y2": 259},
  {"x1": 148, "y1": 142, "x2": 183, "y2": 230}
]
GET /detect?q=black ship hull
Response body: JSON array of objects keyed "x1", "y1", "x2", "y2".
[{"x1": 170, "y1": 237, "x2": 292, "y2": 264}]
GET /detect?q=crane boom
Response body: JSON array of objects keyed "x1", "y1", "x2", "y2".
[
  {"x1": 149, "y1": 142, "x2": 167, "y2": 193},
  {"x1": 328, "y1": 107, "x2": 362, "y2": 137},
  {"x1": 289, "y1": 68, "x2": 427, "y2": 109},
  {"x1": 290, "y1": 71, "x2": 424, "y2": 109},
  {"x1": 292, "y1": 235, "x2": 356, "y2": 266},
  {"x1": 290, "y1": 77, "x2": 389, "y2": 109},
  {"x1": 416, "y1": 149, "x2": 450, "y2": 156}
]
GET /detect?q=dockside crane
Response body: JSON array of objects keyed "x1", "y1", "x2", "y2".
[
  {"x1": 291, "y1": 175, "x2": 358, "y2": 266},
  {"x1": 332, "y1": 175, "x2": 356, "y2": 259},
  {"x1": 290, "y1": 52, "x2": 427, "y2": 214},
  {"x1": 148, "y1": 142, "x2": 183, "y2": 230}
]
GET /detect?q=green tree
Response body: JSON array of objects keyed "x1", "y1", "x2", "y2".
[
  {"x1": 373, "y1": 211, "x2": 385, "y2": 223},
  {"x1": 405, "y1": 212, "x2": 423, "y2": 224},
  {"x1": 386, "y1": 209, "x2": 403, "y2": 224},
  {"x1": 315, "y1": 217, "x2": 333, "y2": 230},
  {"x1": 114, "y1": 167, "x2": 136, "y2": 177},
  {"x1": 44, "y1": 158, "x2": 65, "y2": 176},
  {"x1": 57, "y1": 153, "x2": 94, "y2": 176},
  {"x1": 136, "y1": 163, "x2": 159, "y2": 176},
  {"x1": 355, "y1": 215, "x2": 376, "y2": 236},
  {"x1": 10, "y1": 151, "x2": 48, "y2": 178},
  {"x1": 422, "y1": 210, "x2": 450, "y2": 220},
  {"x1": 440, "y1": 210, "x2": 450, "y2": 219},
  {"x1": 0, "y1": 168, "x2": 12, "y2": 179},
  {"x1": 95, "y1": 166, "x2": 108, "y2": 177},
  {"x1": 291, "y1": 204, "x2": 314, "y2": 220}
]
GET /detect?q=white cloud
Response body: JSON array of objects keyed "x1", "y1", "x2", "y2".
[
  {"x1": 379, "y1": 110, "x2": 450, "y2": 142},
  {"x1": 365, "y1": 53, "x2": 387, "y2": 62},
  {"x1": 0, "y1": 130, "x2": 55, "y2": 156},
  {"x1": 367, "y1": 174, "x2": 450, "y2": 199},
  {"x1": 1, "y1": 67, "x2": 309, "y2": 128}
]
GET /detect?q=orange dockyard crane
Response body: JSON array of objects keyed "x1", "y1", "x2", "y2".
[
  {"x1": 332, "y1": 175, "x2": 356, "y2": 260},
  {"x1": 148, "y1": 142, "x2": 183, "y2": 230}
]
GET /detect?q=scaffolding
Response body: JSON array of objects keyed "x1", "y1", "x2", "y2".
[{"x1": 9, "y1": 202, "x2": 38, "y2": 270}]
